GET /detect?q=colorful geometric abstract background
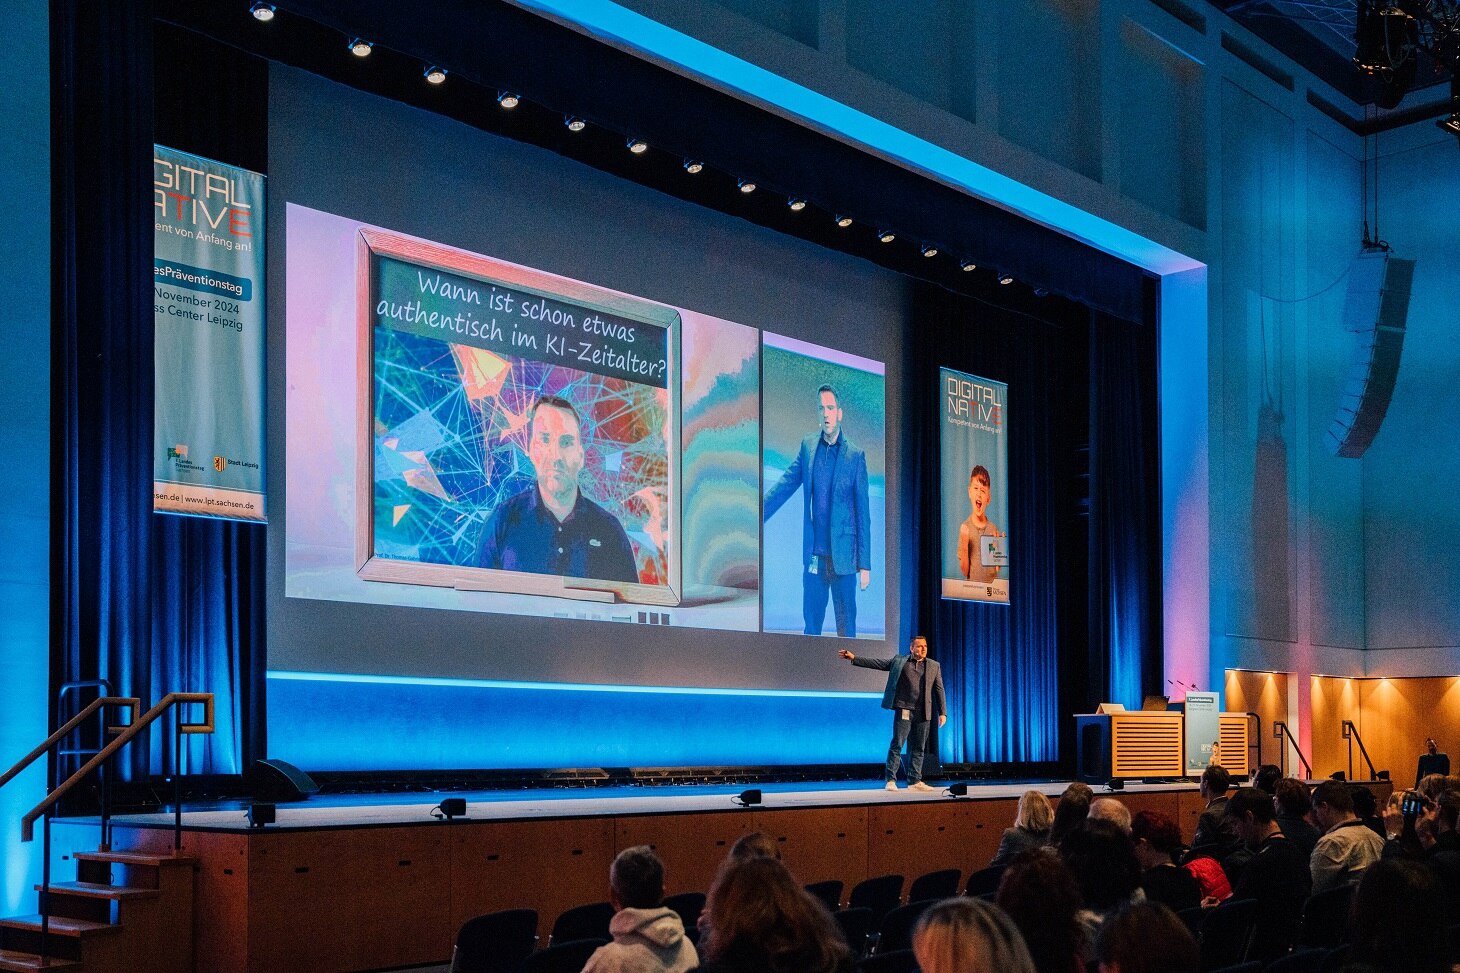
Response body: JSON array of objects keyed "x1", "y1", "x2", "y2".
[{"x1": 372, "y1": 325, "x2": 670, "y2": 585}]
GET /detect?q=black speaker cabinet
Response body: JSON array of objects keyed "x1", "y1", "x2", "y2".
[
  {"x1": 251, "y1": 757, "x2": 320, "y2": 802},
  {"x1": 1325, "y1": 250, "x2": 1414, "y2": 459}
]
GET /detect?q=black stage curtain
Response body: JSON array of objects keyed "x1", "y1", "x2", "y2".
[
  {"x1": 1088, "y1": 310, "x2": 1164, "y2": 707},
  {"x1": 53, "y1": 7, "x2": 266, "y2": 779}
]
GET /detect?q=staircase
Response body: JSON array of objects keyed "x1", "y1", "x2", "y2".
[{"x1": 0, "y1": 850, "x2": 195, "y2": 973}]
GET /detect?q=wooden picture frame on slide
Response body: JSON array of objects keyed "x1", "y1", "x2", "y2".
[{"x1": 354, "y1": 226, "x2": 682, "y2": 607}]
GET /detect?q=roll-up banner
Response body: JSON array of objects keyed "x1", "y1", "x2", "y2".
[
  {"x1": 152, "y1": 146, "x2": 267, "y2": 522},
  {"x1": 940, "y1": 368, "x2": 1009, "y2": 604},
  {"x1": 1184, "y1": 691, "x2": 1222, "y2": 776}
]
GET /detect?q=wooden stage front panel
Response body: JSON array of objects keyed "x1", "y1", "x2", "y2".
[{"x1": 80, "y1": 786, "x2": 1200, "y2": 973}]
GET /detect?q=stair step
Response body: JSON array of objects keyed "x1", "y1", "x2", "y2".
[
  {"x1": 70, "y1": 851, "x2": 193, "y2": 868},
  {"x1": 0, "y1": 916, "x2": 120, "y2": 938},
  {"x1": 34, "y1": 882, "x2": 160, "y2": 902},
  {"x1": 0, "y1": 948, "x2": 82, "y2": 971}
]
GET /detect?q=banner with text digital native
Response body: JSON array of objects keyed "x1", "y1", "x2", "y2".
[
  {"x1": 940, "y1": 368, "x2": 1009, "y2": 604},
  {"x1": 153, "y1": 145, "x2": 267, "y2": 522}
]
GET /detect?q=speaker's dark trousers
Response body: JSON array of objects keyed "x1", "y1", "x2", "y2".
[
  {"x1": 803, "y1": 558, "x2": 858, "y2": 637},
  {"x1": 886, "y1": 714, "x2": 932, "y2": 783}
]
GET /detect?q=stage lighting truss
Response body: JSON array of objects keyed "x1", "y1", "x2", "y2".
[{"x1": 1353, "y1": 0, "x2": 1460, "y2": 116}]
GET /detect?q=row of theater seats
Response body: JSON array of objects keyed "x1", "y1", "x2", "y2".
[
  {"x1": 448, "y1": 867, "x2": 969, "y2": 973},
  {"x1": 449, "y1": 863, "x2": 1453, "y2": 973}
]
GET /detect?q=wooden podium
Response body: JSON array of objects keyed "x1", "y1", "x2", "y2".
[{"x1": 1075, "y1": 710, "x2": 1251, "y2": 782}]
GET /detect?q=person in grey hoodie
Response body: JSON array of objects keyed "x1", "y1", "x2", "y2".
[{"x1": 582, "y1": 846, "x2": 698, "y2": 973}]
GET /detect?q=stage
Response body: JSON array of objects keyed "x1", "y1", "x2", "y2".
[{"x1": 48, "y1": 778, "x2": 1206, "y2": 973}]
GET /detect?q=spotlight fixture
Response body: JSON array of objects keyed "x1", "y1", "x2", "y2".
[
  {"x1": 733, "y1": 788, "x2": 763, "y2": 807},
  {"x1": 920, "y1": 244, "x2": 938, "y2": 258},
  {"x1": 877, "y1": 229, "x2": 896, "y2": 243},
  {"x1": 423, "y1": 65, "x2": 447, "y2": 85},
  {"x1": 947, "y1": 782, "x2": 970, "y2": 798},
  {"x1": 683, "y1": 159, "x2": 704, "y2": 174},
  {"x1": 1441, "y1": 112, "x2": 1460, "y2": 137},
  {"x1": 788, "y1": 197, "x2": 807, "y2": 212},
  {"x1": 497, "y1": 91, "x2": 520, "y2": 109},
  {"x1": 565, "y1": 115, "x2": 586, "y2": 132},
  {"x1": 249, "y1": 2, "x2": 276, "y2": 22},
  {"x1": 627, "y1": 137, "x2": 649, "y2": 154},
  {"x1": 738, "y1": 179, "x2": 757, "y2": 194},
  {"x1": 1107, "y1": 778, "x2": 1126, "y2": 791},
  {"x1": 835, "y1": 215, "x2": 854, "y2": 228},
  {"x1": 347, "y1": 38, "x2": 373, "y2": 57},
  {"x1": 998, "y1": 272, "x2": 1015, "y2": 285},
  {"x1": 960, "y1": 259, "x2": 977, "y2": 272}
]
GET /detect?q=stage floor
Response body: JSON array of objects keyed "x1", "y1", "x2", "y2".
[{"x1": 61, "y1": 776, "x2": 1198, "y2": 833}]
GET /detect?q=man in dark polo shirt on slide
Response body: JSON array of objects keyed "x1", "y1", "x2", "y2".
[
  {"x1": 477, "y1": 395, "x2": 638, "y2": 584},
  {"x1": 840, "y1": 636, "x2": 947, "y2": 792}
]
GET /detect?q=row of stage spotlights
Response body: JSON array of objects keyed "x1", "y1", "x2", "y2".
[{"x1": 246, "y1": 1, "x2": 1026, "y2": 289}]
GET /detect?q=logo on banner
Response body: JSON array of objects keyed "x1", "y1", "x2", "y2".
[
  {"x1": 167, "y1": 444, "x2": 189, "y2": 459},
  {"x1": 213, "y1": 456, "x2": 227, "y2": 473}
]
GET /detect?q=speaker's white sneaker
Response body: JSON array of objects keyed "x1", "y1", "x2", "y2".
[{"x1": 884, "y1": 780, "x2": 899, "y2": 791}]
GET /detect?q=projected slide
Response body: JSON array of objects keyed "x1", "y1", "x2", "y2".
[
  {"x1": 940, "y1": 368, "x2": 1009, "y2": 603},
  {"x1": 286, "y1": 205, "x2": 760, "y2": 630},
  {"x1": 358, "y1": 229, "x2": 680, "y2": 605},
  {"x1": 762, "y1": 334, "x2": 886, "y2": 639}
]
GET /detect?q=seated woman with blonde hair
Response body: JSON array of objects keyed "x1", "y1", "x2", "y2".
[
  {"x1": 912, "y1": 898, "x2": 1036, "y2": 973},
  {"x1": 990, "y1": 790, "x2": 1054, "y2": 868}
]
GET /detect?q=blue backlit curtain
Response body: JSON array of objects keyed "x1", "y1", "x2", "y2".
[
  {"x1": 905, "y1": 290, "x2": 1072, "y2": 766},
  {"x1": 54, "y1": 3, "x2": 265, "y2": 779},
  {"x1": 1088, "y1": 310, "x2": 1163, "y2": 709}
]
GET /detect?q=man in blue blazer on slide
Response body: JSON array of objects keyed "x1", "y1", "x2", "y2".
[
  {"x1": 763, "y1": 383, "x2": 871, "y2": 637},
  {"x1": 840, "y1": 636, "x2": 947, "y2": 791}
]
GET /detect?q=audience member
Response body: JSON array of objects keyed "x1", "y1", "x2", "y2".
[
  {"x1": 1274, "y1": 777, "x2": 1320, "y2": 859},
  {"x1": 1089, "y1": 797, "x2": 1133, "y2": 834},
  {"x1": 584, "y1": 846, "x2": 698, "y2": 973},
  {"x1": 729, "y1": 832, "x2": 780, "y2": 860},
  {"x1": 990, "y1": 790, "x2": 1054, "y2": 868},
  {"x1": 1222, "y1": 787, "x2": 1311, "y2": 961},
  {"x1": 1430, "y1": 789, "x2": 1460, "y2": 853},
  {"x1": 1251, "y1": 764, "x2": 1282, "y2": 795},
  {"x1": 912, "y1": 898, "x2": 1036, "y2": 973},
  {"x1": 1350, "y1": 785, "x2": 1386, "y2": 840},
  {"x1": 1183, "y1": 766, "x2": 1239, "y2": 865},
  {"x1": 1380, "y1": 790, "x2": 1426, "y2": 861},
  {"x1": 694, "y1": 856, "x2": 850, "y2": 973},
  {"x1": 1309, "y1": 779, "x2": 1384, "y2": 893},
  {"x1": 1062, "y1": 820, "x2": 1144, "y2": 941},
  {"x1": 1129, "y1": 810, "x2": 1200, "y2": 913},
  {"x1": 1050, "y1": 782, "x2": 1095, "y2": 847},
  {"x1": 1343, "y1": 859, "x2": 1450, "y2": 973},
  {"x1": 997, "y1": 849, "x2": 1087, "y2": 973},
  {"x1": 1093, "y1": 903, "x2": 1199, "y2": 973}
]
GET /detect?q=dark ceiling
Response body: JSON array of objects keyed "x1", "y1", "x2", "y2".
[{"x1": 1205, "y1": 0, "x2": 1453, "y2": 120}]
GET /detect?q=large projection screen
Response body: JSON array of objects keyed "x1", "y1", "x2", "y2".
[{"x1": 266, "y1": 66, "x2": 907, "y2": 702}]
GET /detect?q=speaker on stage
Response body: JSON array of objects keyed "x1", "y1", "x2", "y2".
[
  {"x1": 1325, "y1": 250, "x2": 1415, "y2": 459},
  {"x1": 251, "y1": 758, "x2": 321, "y2": 802}
]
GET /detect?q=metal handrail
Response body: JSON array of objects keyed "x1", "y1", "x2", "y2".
[
  {"x1": 1342, "y1": 719, "x2": 1380, "y2": 781},
  {"x1": 0, "y1": 696, "x2": 140, "y2": 791},
  {"x1": 1247, "y1": 712, "x2": 1263, "y2": 769},
  {"x1": 21, "y1": 692, "x2": 214, "y2": 841},
  {"x1": 1273, "y1": 720, "x2": 1313, "y2": 778}
]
